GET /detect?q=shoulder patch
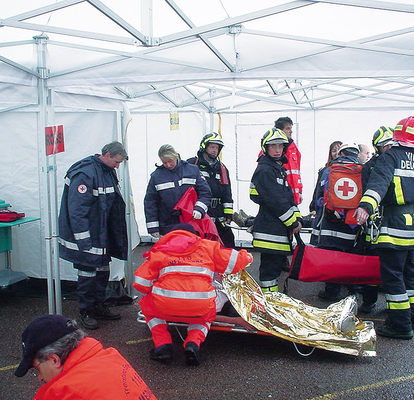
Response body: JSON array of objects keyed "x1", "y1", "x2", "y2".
[{"x1": 77, "y1": 184, "x2": 87, "y2": 194}]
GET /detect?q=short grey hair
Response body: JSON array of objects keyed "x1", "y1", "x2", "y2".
[
  {"x1": 101, "y1": 141, "x2": 128, "y2": 160},
  {"x1": 158, "y1": 144, "x2": 179, "y2": 161},
  {"x1": 35, "y1": 327, "x2": 87, "y2": 366}
]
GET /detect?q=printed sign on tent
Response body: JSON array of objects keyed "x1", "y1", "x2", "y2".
[
  {"x1": 45, "y1": 125, "x2": 65, "y2": 155},
  {"x1": 170, "y1": 113, "x2": 179, "y2": 131}
]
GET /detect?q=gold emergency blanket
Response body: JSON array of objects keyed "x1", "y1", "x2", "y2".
[{"x1": 222, "y1": 270, "x2": 376, "y2": 357}]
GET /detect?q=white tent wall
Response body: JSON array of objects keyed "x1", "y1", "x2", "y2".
[
  {"x1": 127, "y1": 108, "x2": 410, "y2": 245},
  {"x1": 0, "y1": 109, "x2": 136, "y2": 281}
]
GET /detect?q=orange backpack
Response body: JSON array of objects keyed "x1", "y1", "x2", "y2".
[{"x1": 324, "y1": 162, "x2": 363, "y2": 224}]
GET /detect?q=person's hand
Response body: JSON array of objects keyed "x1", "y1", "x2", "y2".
[
  {"x1": 292, "y1": 221, "x2": 302, "y2": 234},
  {"x1": 224, "y1": 218, "x2": 232, "y2": 225},
  {"x1": 354, "y1": 207, "x2": 369, "y2": 225},
  {"x1": 298, "y1": 193, "x2": 303, "y2": 204},
  {"x1": 193, "y1": 210, "x2": 202, "y2": 220},
  {"x1": 151, "y1": 232, "x2": 161, "y2": 239}
]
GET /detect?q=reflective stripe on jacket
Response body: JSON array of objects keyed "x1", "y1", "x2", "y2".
[
  {"x1": 133, "y1": 230, "x2": 253, "y2": 319},
  {"x1": 359, "y1": 145, "x2": 414, "y2": 250}
]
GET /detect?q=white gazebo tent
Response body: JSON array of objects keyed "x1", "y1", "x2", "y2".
[{"x1": 1, "y1": 0, "x2": 413, "y2": 312}]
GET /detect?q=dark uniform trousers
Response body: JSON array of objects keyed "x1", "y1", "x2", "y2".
[
  {"x1": 76, "y1": 264, "x2": 110, "y2": 312},
  {"x1": 376, "y1": 249, "x2": 414, "y2": 331}
]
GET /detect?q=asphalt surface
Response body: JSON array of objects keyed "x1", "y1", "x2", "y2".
[{"x1": 2, "y1": 243, "x2": 414, "y2": 400}]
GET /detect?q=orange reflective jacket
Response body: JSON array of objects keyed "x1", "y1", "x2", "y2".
[
  {"x1": 134, "y1": 230, "x2": 253, "y2": 321},
  {"x1": 33, "y1": 338, "x2": 156, "y2": 400}
]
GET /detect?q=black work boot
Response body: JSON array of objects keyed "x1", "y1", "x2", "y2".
[
  {"x1": 79, "y1": 310, "x2": 99, "y2": 330},
  {"x1": 376, "y1": 321, "x2": 413, "y2": 340},
  {"x1": 184, "y1": 342, "x2": 201, "y2": 366},
  {"x1": 359, "y1": 302, "x2": 376, "y2": 314},
  {"x1": 149, "y1": 344, "x2": 173, "y2": 362},
  {"x1": 92, "y1": 303, "x2": 121, "y2": 320}
]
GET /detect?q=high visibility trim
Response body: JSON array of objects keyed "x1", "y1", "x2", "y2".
[
  {"x1": 215, "y1": 174, "x2": 221, "y2": 180},
  {"x1": 74, "y1": 231, "x2": 90, "y2": 240},
  {"x1": 152, "y1": 286, "x2": 216, "y2": 299},
  {"x1": 93, "y1": 187, "x2": 115, "y2": 196},
  {"x1": 262, "y1": 285, "x2": 279, "y2": 293},
  {"x1": 393, "y1": 176, "x2": 405, "y2": 205},
  {"x1": 386, "y1": 293, "x2": 408, "y2": 302},
  {"x1": 253, "y1": 232, "x2": 290, "y2": 243},
  {"x1": 405, "y1": 214, "x2": 413, "y2": 225},
  {"x1": 387, "y1": 301, "x2": 410, "y2": 310},
  {"x1": 147, "y1": 317, "x2": 167, "y2": 330},
  {"x1": 249, "y1": 188, "x2": 259, "y2": 196},
  {"x1": 200, "y1": 171, "x2": 209, "y2": 177},
  {"x1": 279, "y1": 206, "x2": 296, "y2": 222},
  {"x1": 377, "y1": 226, "x2": 414, "y2": 238},
  {"x1": 146, "y1": 221, "x2": 159, "y2": 229},
  {"x1": 318, "y1": 229, "x2": 357, "y2": 240},
  {"x1": 261, "y1": 279, "x2": 278, "y2": 287},
  {"x1": 286, "y1": 169, "x2": 301, "y2": 175},
  {"x1": 407, "y1": 289, "x2": 414, "y2": 297},
  {"x1": 179, "y1": 178, "x2": 197, "y2": 186},
  {"x1": 159, "y1": 266, "x2": 214, "y2": 279},
  {"x1": 134, "y1": 276, "x2": 153, "y2": 287},
  {"x1": 223, "y1": 208, "x2": 233, "y2": 214},
  {"x1": 364, "y1": 189, "x2": 382, "y2": 203},
  {"x1": 360, "y1": 195, "x2": 378, "y2": 211},
  {"x1": 373, "y1": 235, "x2": 414, "y2": 246},
  {"x1": 222, "y1": 202, "x2": 233, "y2": 209},
  {"x1": 155, "y1": 182, "x2": 175, "y2": 191},
  {"x1": 188, "y1": 324, "x2": 209, "y2": 337},
  {"x1": 78, "y1": 270, "x2": 96, "y2": 277},
  {"x1": 96, "y1": 266, "x2": 109, "y2": 272},
  {"x1": 395, "y1": 168, "x2": 414, "y2": 178},
  {"x1": 224, "y1": 249, "x2": 238, "y2": 274},
  {"x1": 195, "y1": 200, "x2": 208, "y2": 212},
  {"x1": 252, "y1": 240, "x2": 291, "y2": 252},
  {"x1": 65, "y1": 177, "x2": 71, "y2": 186},
  {"x1": 58, "y1": 238, "x2": 106, "y2": 255}
]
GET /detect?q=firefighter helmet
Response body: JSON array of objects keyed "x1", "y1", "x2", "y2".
[
  {"x1": 199, "y1": 132, "x2": 224, "y2": 154},
  {"x1": 261, "y1": 128, "x2": 289, "y2": 154},
  {"x1": 338, "y1": 142, "x2": 359, "y2": 157},
  {"x1": 372, "y1": 126, "x2": 394, "y2": 152},
  {"x1": 394, "y1": 116, "x2": 414, "y2": 145}
]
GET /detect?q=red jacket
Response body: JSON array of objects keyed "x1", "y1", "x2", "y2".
[
  {"x1": 134, "y1": 230, "x2": 253, "y2": 322},
  {"x1": 284, "y1": 140, "x2": 302, "y2": 205},
  {"x1": 33, "y1": 338, "x2": 156, "y2": 400}
]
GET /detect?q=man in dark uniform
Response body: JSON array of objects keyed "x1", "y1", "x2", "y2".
[
  {"x1": 356, "y1": 116, "x2": 414, "y2": 339},
  {"x1": 58, "y1": 141, "x2": 128, "y2": 330},
  {"x1": 249, "y1": 128, "x2": 302, "y2": 292},
  {"x1": 359, "y1": 126, "x2": 394, "y2": 314},
  {"x1": 188, "y1": 133, "x2": 235, "y2": 248}
]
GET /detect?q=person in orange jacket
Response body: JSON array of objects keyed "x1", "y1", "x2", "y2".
[
  {"x1": 134, "y1": 223, "x2": 253, "y2": 366},
  {"x1": 15, "y1": 314, "x2": 156, "y2": 400}
]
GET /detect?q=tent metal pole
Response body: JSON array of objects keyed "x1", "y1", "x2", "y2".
[
  {"x1": 117, "y1": 111, "x2": 133, "y2": 295},
  {"x1": 47, "y1": 90, "x2": 62, "y2": 314},
  {"x1": 35, "y1": 34, "x2": 55, "y2": 314}
]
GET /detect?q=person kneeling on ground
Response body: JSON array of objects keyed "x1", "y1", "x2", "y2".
[
  {"x1": 15, "y1": 314, "x2": 156, "y2": 399},
  {"x1": 133, "y1": 223, "x2": 253, "y2": 366}
]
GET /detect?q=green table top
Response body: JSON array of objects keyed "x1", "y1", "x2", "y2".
[{"x1": 0, "y1": 217, "x2": 40, "y2": 228}]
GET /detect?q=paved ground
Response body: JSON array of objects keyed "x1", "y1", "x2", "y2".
[{"x1": 2, "y1": 243, "x2": 414, "y2": 400}]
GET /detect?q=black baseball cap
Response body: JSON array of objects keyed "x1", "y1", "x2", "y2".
[{"x1": 15, "y1": 314, "x2": 78, "y2": 377}]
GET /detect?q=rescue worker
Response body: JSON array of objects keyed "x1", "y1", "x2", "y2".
[
  {"x1": 355, "y1": 116, "x2": 414, "y2": 339},
  {"x1": 187, "y1": 133, "x2": 235, "y2": 248},
  {"x1": 310, "y1": 142, "x2": 362, "y2": 301},
  {"x1": 144, "y1": 144, "x2": 211, "y2": 238},
  {"x1": 275, "y1": 116, "x2": 303, "y2": 205},
  {"x1": 58, "y1": 141, "x2": 128, "y2": 330},
  {"x1": 15, "y1": 314, "x2": 156, "y2": 399},
  {"x1": 359, "y1": 126, "x2": 394, "y2": 314},
  {"x1": 134, "y1": 223, "x2": 253, "y2": 366},
  {"x1": 250, "y1": 128, "x2": 302, "y2": 292}
]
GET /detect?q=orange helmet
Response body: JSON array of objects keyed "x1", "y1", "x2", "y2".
[{"x1": 394, "y1": 116, "x2": 414, "y2": 145}]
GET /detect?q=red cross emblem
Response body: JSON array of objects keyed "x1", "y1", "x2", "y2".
[
  {"x1": 334, "y1": 178, "x2": 357, "y2": 200},
  {"x1": 77, "y1": 184, "x2": 87, "y2": 194}
]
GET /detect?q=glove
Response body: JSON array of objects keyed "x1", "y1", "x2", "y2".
[
  {"x1": 151, "y1": 232, "x2": 161, "y2": 239},
  {"x1": 192, "y1": 210, "x2": 202, "y2": 220}
]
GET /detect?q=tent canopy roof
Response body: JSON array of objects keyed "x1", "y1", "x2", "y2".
[{"x1": 2, "y1": 0, "x2": 414, "y2": 113}]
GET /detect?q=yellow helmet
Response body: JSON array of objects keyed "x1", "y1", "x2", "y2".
[{"x1": 261, "y1": 128, "x2": 288, "y2": 154}]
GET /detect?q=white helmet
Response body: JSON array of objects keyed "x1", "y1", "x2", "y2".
[{"x1": 338, "y1": 142, "x2": 359, "y2": 157}]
